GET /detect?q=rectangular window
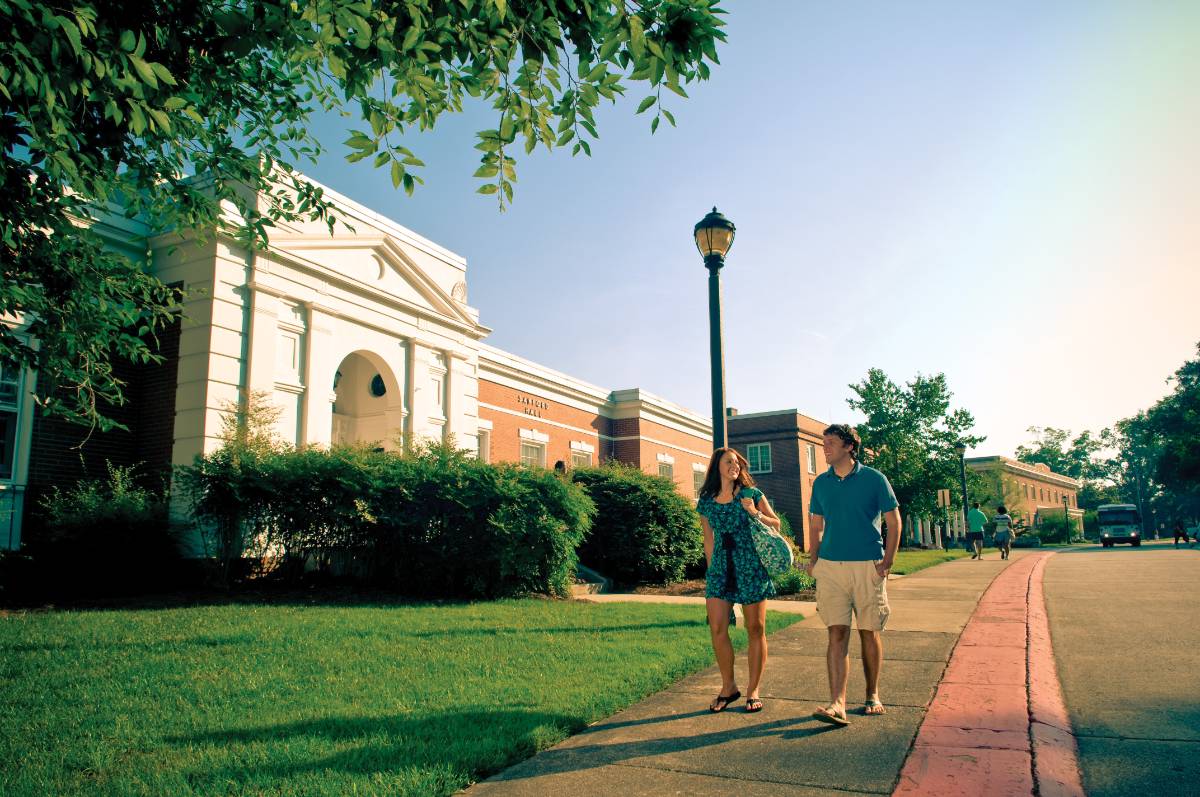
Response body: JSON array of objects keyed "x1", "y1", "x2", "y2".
[
  {"x1": 747, "y1": 443, "x2": 772, "y2": 474},
  {"x1": 806, "y1": 443, "x2": 817, "y2": 474},
  {"x1": 571, "y1": 451, "x2": 592, "y2": 469},
  {"x1": 431, "y1": 374, "x2": 445, "y2": 416},
  {"x1": 693, "y1": 469, "x2": 705, "y2": 496},
  {"x1": 477, "y1": 430, "x2": 491, "y2": 463},
  {"x1": 658, "y1": 462, "x2": 674, "y2": 480},
  {"x1": 0, "y1": 410, "x2": 16, "y2": 480},
  {"x1": 0, "y1": 362, "x2": 24, "y2": 481},
  {"x1": 519, "y1": 441, "x2": 545, "y2": 468}
]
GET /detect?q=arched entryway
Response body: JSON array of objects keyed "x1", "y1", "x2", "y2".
[{"x1": 330, "y1": 350, "x2": 406, "y2": 449}]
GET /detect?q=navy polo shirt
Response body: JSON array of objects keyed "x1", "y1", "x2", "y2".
[{"x1": 810, "y1": 461, "x2": 899, "y2": 561}]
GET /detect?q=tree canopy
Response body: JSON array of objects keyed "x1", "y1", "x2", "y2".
[
  {"x1": 1, "y1": 0, "x2": 727, "y2": 428},
  {"x1": 847, "y1": 368, "x2": 985, "y2": 519}
]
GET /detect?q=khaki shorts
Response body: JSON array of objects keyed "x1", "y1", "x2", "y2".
[{"x1": 813, "y1": 559, "x2": 890, "y2": 631}]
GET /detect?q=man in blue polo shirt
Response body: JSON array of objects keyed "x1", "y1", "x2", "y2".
[{"x1": 805, "y1": 424, "x2": 902, "y2": 726}]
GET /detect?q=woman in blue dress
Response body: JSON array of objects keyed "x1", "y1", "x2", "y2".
[{"x1": 696, "y1": 446, "x2": 783, "y2": 713}]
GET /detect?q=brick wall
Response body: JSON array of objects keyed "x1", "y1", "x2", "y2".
[{"x1": 23, "y1": 319, "x2": 181, "y2": 532}]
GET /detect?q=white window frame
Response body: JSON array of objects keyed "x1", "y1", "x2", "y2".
[
  {"x1": 571, "y1": 450, "x2": 592, "y2": 469},
  {"x1": 519, "y1": 441, "x2": 546, "y2": 468},
  {"x1": 693, "y1": 469, "x2": 705, "y2": 496},
  {"x1": 747, "y1": 442, "x2": 772, "y2": 474},
  {"x1": 477, "y1": 429, "x2": 491, "y2": 463},
  {"x1": 806, "y1": 443, "x2": 817, "y2": 474},
  {"x1": 658, "y1": 462, "x2": 674, "y2": 480}
]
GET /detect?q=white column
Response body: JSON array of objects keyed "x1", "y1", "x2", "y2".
[
  {"x1": 243, "y1": 285, "x2": 279, "y2": 398},
  {"x1": 301, "y1": 303, "x2": 334, "y2": 448}
]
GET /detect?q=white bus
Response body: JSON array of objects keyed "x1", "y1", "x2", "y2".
[{"x1": 1096, "y1": 503, "x2": 1141, "y2": 547}]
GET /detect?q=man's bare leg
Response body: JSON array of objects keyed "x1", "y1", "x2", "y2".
[
  {"x1": 860, "y1": 629, "x2": 885, "y2": 714},
  {"x1": 823, "y1": 624, "x2": 851, "y2": 718}
]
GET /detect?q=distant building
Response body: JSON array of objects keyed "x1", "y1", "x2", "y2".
[
  {"x1": 965, "y1": 456, "x2": 1081, "y2": 526},
  {"x1": 727, "y1": 409, "x2": 829, "y2": 550}
]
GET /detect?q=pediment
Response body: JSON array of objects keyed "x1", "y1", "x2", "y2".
[{"x1": 270, "y1": 235, "x2": 476, "y2": 327}]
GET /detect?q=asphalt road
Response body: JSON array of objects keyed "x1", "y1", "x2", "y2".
[{"x1": 1043, "y1": 539, "x2": 1200, "y2": 797}]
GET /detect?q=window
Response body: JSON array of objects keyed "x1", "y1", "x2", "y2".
[
  {"x1": 571, "y1": 451, "x2": 592, "y2": 469},
  {"x1": 658, "y1": 462, "x2": 674, "y2": 480},
  {"x1": 693, "y1": 469, "x2": 705, "y2": 496},
  {"x1": 519, "y1": 442, "x2": 545, "y2": 468},
  {"x1": 429, "y1": 353, "x2": 447, "y2": 417},
  {"x1": 747, "y1": 443, "x2": 772, "y2": 473},
  {"x1": 477, "y1": 430, "x2": 491, "y2": 463},
  {"x1": 0, "y1": 361, "x2": 23, "y2": 481},
  {"x1": 806, "y1": 443, "x2": 817, "y2": 474}
]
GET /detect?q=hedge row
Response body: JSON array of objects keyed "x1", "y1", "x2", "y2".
[
  {"x1": 13, "y1": 446, "x2": 715, "y2": 602},
  {"x1": 179, "y1": 444, "x2": 595, "y2": 599},
  {"x1": 571, "y1": 463, "x2": 704, "y2": 585}
]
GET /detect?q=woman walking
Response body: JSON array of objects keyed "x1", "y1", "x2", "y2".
[{"x1": 696, "y1": 447, "x2": 783, "y2": 713}]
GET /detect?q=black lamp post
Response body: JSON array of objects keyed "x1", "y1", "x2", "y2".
[
  {"x1": 955, "y1": 442, "x2": 969, "y2": 539},
  {"x1": 694, "y1": 207, "x2": 736, "y2": 450},
  {"x1": 1062, "y1": 493, "x2": 1071, "y2": 540}
]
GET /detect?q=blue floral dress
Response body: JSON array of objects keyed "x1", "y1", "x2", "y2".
[{"x1": 698, "y1": 487, "x2": 777, "y2": 605}]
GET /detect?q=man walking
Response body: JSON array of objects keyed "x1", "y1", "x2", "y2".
[
  {"x1": 967, "y1": 502, "x2": 988, "y2": 559},
  {"x1": 806, "y1": 424, "x2": 902, "y2": 726}
]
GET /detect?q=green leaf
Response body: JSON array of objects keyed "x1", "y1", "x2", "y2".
[
  {"x1": 629, "y1": 16, "x2": 645, "y2": 58},
  {"x1": 635, "y1": 95, "x2": 656, "y2": 114},
  {"x1": 150, "y1": 62, "x2": 177, "y2": 87},
  {"x1": 402, "y1": 24, "x2": 420, "y2": 52},
  {"x1": 662, "y1": 108, "x2": 676, "y2": 127},
  {"x1": 390, "y1": 160, "x2": 404, "y2": 188},
  {"x1": 650, "y1": 115, "x2": 659, "y2": 134},
  {"x1": 128, "y1": 55, "x2": 157, "y2": 87},
  {"x1": 119, "y1": 30, "x2": 135, "y2": 52},
  {"x1": 477, "y1": 183, "x2": 498, "y2": 194}
]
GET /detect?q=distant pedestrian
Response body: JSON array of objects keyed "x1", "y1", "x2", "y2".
[
  {"x1": 696, "y1": 447, "x2": 783, "y2": 714},
  {"x1": 806, "y1": 424, "x2": 901, "y2": 726},
  {"x1": 967, "y1": 502, "x2": 988, "y2": 560},
  {"x1": 993, "y1": 505, "x2": 1014, "y2": 560},
  {"x1": 1174, "y1": 521, "x2": 1189, "y2": 549}
]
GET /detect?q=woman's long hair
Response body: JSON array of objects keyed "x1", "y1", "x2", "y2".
[{"x1": 698, "y1": 447, "x2": 756, "y2": 499}]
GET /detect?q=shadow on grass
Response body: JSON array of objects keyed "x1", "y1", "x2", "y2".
[{"x1": 168, "y1": 707, "x2": 840, "y2": 791}]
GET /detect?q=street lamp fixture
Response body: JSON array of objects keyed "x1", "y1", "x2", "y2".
[{"x1": 694, "y1": 207, "x2": 736, "y2": 450}]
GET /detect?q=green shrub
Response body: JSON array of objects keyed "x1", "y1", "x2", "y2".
[
  {"x1": 179, "y1": 442, "x2": 595, "y2": 598},
  {"x1": 30, "y1": 461, "x2": 178, "y2": 597},
  {"x1": 772, "y1": 567, "x2": 815, "y2": 595},
  {"x1": 571, "y1": 463, "x2": 703, "y2": 585}
]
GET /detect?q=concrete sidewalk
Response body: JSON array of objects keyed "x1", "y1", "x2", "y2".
[{"x1": 467, "y1": 553, "x2": 1034, "y2": 796}]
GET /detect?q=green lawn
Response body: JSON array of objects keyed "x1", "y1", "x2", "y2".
[
  {"x1": 0, "y1": 599, "x2": 800, "y2": 797},
  {"x1": 891, "y1": 547, "x2": 973, "y2": 574}
]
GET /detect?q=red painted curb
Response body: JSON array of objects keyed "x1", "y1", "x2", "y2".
[
  {"x1": 893, "y1": 552, "x2": 1085, "y2": 797},
  {"x1": 1026, "y1": 555, "x2": 1086, "y2": 797}
]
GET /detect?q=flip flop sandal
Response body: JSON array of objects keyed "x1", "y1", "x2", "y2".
[
  {"x1": 812, "y1": 706, "x2": 850, "y2": 726},
  {"x1": 745, "y1": 696, "x2": 764, "y2": 713},
  {"x1": 863, "y1": 699, "x2": 886, "y2": 716},
  {"x1": 709, "y1": 690, "x2": 741, "y2": 713}
]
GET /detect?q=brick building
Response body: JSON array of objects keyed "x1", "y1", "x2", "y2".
[
  {"x1": 727, "y1": 409, "x2": 828, "y2": 550},
  {"x1": 965, "y1": 456, "x2": 1081, "y2": 527},
  {"x1": 0, "y1": 174, "x2": 716, "y2": 550}
]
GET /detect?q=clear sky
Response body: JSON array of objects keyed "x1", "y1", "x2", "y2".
[{"x1": 297, "y1": 0, "x2": 1200, "y2": 457}]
